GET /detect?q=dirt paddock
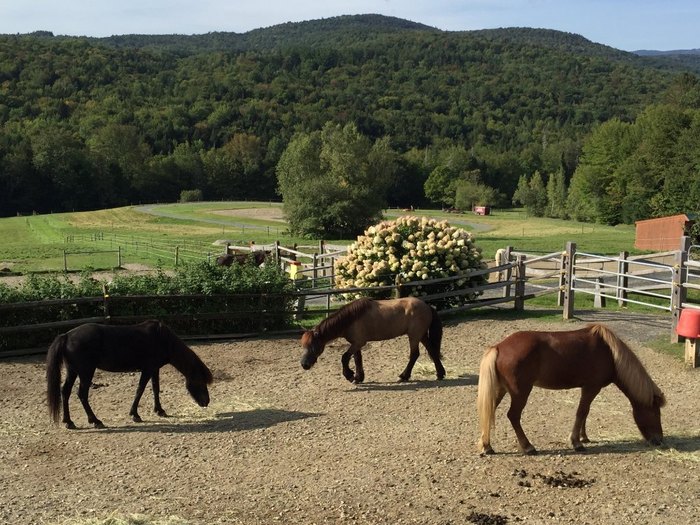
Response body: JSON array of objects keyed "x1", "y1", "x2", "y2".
[{"x1": 1, "y1": 313, "x2": 698, "y2": 525}]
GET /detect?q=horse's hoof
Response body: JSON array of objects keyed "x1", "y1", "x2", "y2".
[
  {"x1": 64, "y1": 421, "x2": 77, "y2": 430},
  {"x1": 574, "y1": 445, "x2": 587, "y2": 453},
  {"x1": 93, "y1": 420, "x2": 105, "y2": 429},
  {"x1": 397, "y1": 375, "x2": 409, "y2": 382},
  {"x1": 132, "y1": 415, "x2": 143, "y2": 423},
  {"x1": 353, "y1": 377, "x2": 364, "y2": 384},
  {"x1": 343, "y1": 371, "x2": 355, "y2": 382},
  {"x1": 480, "y1": 447, "x2": 495, "y2": 456},
  {"x1": 524, "y1": 447, "x2": 538, "y2": 456},
  {"x1": 436, "y1": 374, "x2": 445, "y2": 380},
  {"x1": 156, "y1": 410, "x2": 168, "y2": 418}
]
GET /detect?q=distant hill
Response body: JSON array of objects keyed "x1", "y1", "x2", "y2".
[
  {"x1": 634, "y1": 48, "x2": 700, "y2": 74},
  {"x1": 635, "y1": 48, "x2": 700, "y2": 56},
  {"x1": 1, "y1": 14, "x2": 699, "y2": 217}
]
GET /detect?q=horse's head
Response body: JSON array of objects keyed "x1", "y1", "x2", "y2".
[
  {"x1": 300, "y1": 330, "x2": 325, "y2": 370},
  {"x1": 632, "y1": 392, "x2": 666, "y2": 446},
  {"x1": 186, "y1": 362, "x2": 214, "y2": 407},
  {"x1": 186, "y1": 379, "x2": 211, "y2": 407}
]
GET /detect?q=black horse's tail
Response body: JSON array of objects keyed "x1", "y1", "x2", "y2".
[
  {"x1": 46, "y1": 333, "x2": 67, "y2": 424},
  {"x1": 426, "y1": 306, "x2": 443, "y2": 360}
]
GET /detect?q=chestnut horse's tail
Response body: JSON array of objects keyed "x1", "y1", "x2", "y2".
[
  {"x1": 426, "y1": 306, "x2": 443, "y2": 360},
  {"x1": 477, "y1": 346, "x2": 500, "y2": 452},
  {"x1": 589, "y1": 324, "x2": 666, "y2": 408},
  {"x1": 46, "y1": 333, "x2": 67, "y2": 424}
]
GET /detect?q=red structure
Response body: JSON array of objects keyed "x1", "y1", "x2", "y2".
[
  {"x1": 634, "y1": 214, "x2": 694, "y2": 251},
  {"x1": 473, "y1": 205, "x2": 491, "y2": 216}
]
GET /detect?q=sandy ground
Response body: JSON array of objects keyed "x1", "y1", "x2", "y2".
[{"x1": 0, "y1": 313, "x2": 698, "y2": 525}]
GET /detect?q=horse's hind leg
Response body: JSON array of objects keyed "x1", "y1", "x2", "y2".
[
  {"x1": 570, "y1": 386, "x2": 600, "y2": 451},
  {"x1": 421, "y1": 334, "x2": 445, "y2": 380},
  {"x1": 61, "y1": 369, "x2": 78, "y2": 429},
  {"x1": 398, "y1": 340, "x2": 420, "y2": 382},
  {"x1": 151, "y1": 370, "x2": 167, "y2": 417},
  {"x1": 506, "y1": 387, "x2": 537, "y2": 455},
  {"x1": 130, "y1": 371, "x2": 152, "y2": 422},
  {"x1": 77, "y1": 370, "x2": 104, "y2": 429}
]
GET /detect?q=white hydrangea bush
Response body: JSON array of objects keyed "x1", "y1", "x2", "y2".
[{"x1": 334, "y1": 216, "x2": 487, "y2": 306}]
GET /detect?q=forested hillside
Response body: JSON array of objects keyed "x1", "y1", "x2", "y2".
[{"x1": 0, "y1": 15, "x2": 698, "y2": 222}]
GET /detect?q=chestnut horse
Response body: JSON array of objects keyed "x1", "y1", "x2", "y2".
[
  {"x1": 300, "y1": 297, "x2": 444, "y2": 383},
  {"x1": 477, "y1": 324, "x2": 665, "y2": 455},
  {"x1": 47, "y1": 320, "x2": 213, "y2": 429}
]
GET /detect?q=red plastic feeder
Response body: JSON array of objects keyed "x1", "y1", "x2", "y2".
[{"x1": 676, "y1": 309, "x2": 700, "y2": 367}]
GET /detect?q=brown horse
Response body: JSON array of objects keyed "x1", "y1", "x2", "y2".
[
  {"x1": 216, "y1": 250, "x2": 268, "y2": 267},
  {"x1": 300, "y1": 297, "x2": 444, "y2": 383},
  {"x1": 477, "y1": 324, "x2": 665, "y2": 455}
]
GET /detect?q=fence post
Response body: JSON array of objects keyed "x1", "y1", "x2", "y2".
[
  {"x1": 312, "y1": 253, "x2": 318, "y2": 288},
  {"x1": 562, "y1": 242, "x2": 576, "y2": 320},
  {"x1": 175, "y1": 246, "x2": 179, "y2": 267},
  {"x1": 274, "y1": 240, "x2": 281, "y2": 266},
  {"x1": 617, "y1": 250, "x2": 628, "y2": 307},
  {"x1": 670, "y1": 236, "x2": 691, "y2": 343},
  {"x1": 502, "y1": 246, "x2": 513, "y2": 298},
  {"x1": 63, "y1": 250, "x2": 68, "y2": 272},
  {"x1": 514, "y1": 254, "x2": 526, "y2": 311},
  {"x1": 593, "y1": 277, "x2": 606, "y2": 308},
  {"x1": 557, "y1": 249, "x2": 567, "y2": 307},
  {"x1": 103, "y1": 284, "x2": 110, "y2": 321}
]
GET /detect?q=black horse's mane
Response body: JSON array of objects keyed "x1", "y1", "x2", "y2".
[
  {"x1": 159, "y1": 322, "x2": 214, "y2": 384},
  {"x1": 315, "y1": 297, "x2": 375, "y2": 340}
]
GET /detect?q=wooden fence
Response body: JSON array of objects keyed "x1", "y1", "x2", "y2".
[{"x1": 3, "y1": 238, "x2": 699, "y2": 363}]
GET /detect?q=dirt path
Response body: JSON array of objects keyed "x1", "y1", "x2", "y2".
[{"x1": 0, "y1": 314, "x2": 698, "y2": 525}]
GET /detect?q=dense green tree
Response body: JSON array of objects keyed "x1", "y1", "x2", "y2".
[
  {"x1": 512, "y1": 171, "x2": 547, "y2": 217},
  {"x1": 276, "y1": 122, "x2": 395, "y2": 238},
  {"x1": 545, "y1": 169, "x2": 568, "y2": 219}
]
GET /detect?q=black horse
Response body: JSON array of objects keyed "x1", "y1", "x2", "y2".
[{"x1": 46, "y1": 320, "x2": 213, "y2": 429}]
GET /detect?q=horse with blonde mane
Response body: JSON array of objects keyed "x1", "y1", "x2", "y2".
[
  {"x1": 300, "y1": 297, "x2": 444, "y2": 383},
  {"x1": 477, "y1": 324, "x2": 665, "y2": 455}
]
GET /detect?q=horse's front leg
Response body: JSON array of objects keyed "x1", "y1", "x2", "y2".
[
  {"x1": 129, "y1": 371, "x2": 152, "y2": 423},
  {"x1": 569, "y1": 386, "x2": 600, "y2": 452},
  {"x1": 151, "y1": 369, "x2": 167, "y2": 417},
  {"x1": 77, "y1": 370, "x2": 104, "y2": 429},
  {"x1": 341, "y1": 344, "x2": 363, "y2": 382},
  {"x1": 352, "y1": 350, "x2": 365, "y2": 384},
  {"x1": 506, "y1": 387, "x2": 536, "y2": 455}
]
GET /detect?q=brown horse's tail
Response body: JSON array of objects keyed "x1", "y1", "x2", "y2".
[
  {"x1": 426, "y1": 306, "x2": 443, "y2": 360},
  {"x1": 46, "y1": 333, "x2": 67, "y2": 424},
  {"x1": 589, "y1": 324, "x2": 666, "y2": 408},
  {"x1": 477, "y1": 346, "x2": 500, "y2": 453}
]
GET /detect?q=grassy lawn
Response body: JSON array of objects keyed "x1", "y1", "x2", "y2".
[{"x1": 0, "y1": 203, "x2": 643, "y2": 274}]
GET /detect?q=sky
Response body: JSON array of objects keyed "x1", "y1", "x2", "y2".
[{"x1": 0, "y1": 0, "x2": 697, "y2": 52}]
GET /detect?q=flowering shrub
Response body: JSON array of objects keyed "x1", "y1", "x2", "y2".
[{"x1": 334, "y1": 216, "x2": 487, "y2": 307}]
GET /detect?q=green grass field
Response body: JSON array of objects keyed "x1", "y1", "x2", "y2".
[{"x1": 0, "y1": 203, "x2": 642, "y2": 274}]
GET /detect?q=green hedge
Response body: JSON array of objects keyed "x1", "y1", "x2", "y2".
[{"x1": 0, "y1": 262, "x2": 297, "y2": 352}]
